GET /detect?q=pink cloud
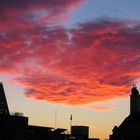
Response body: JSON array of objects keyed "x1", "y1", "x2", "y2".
[
  {"x1": 87, "y1": 106, "x2": 114, "y2": 112},
  {"x1": 0, "y1": 0, "x2": 85, "y2": 31},
  {"x1": 0, "y1": 10, "x2": 140, "y2": 106}
]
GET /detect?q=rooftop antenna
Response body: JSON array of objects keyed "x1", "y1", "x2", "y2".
[
  {"x1": 133, "y1": 83, "x2": 137, "y2": 88},
  {"x1": 55, "y1": 108, "x2": 57, "y2": 129}
]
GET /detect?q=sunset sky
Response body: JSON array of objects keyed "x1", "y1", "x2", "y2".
[{"x1": 0, "y1": 0, "x2": 140, "y2": 139}]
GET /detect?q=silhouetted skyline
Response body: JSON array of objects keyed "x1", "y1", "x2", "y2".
[
  {"x1": 1, "y1": 83, "x2": 140, "y2": 140},
  {"x1": 0, "y1": 1, "x2": 140, "y2": 139},
  {"x1": 0, "y1": 83, "x2": 99, "y2": 140}
]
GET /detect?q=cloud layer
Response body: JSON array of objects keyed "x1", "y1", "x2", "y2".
[{"x1": 0, "y1": 1, "x2": 140, "y2": 106}]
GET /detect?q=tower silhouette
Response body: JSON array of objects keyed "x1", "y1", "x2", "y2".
[
  {"x1": 110, "y1": 86, "x2": 140, "y2": 140},
  {"x1": 130, "y1": 86, "x2": 140, "y2": 113},
  {"x1": 0, "y1": 83, "x2": 10, "y2": 116}
]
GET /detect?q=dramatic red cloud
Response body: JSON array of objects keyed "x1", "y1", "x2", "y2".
[
  {"x1": 0, "y1": 0, "x2": 140, "y2": 106},
  {"x1": 0, "y1": 0, "x2": 85, "y2": 72}
]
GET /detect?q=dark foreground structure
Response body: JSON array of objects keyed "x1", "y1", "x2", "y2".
[
  {"x1": 0, "y1": 83, "x2": 99, "y2": 140},
  {"x1": 110, "y1": 86, "x2": 140, "y2": 140}
]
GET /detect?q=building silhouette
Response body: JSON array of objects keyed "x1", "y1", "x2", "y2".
[
  {"x1": 0, "y1": 83, "x2": 28, "y2": 140},
  {"x1": 110, "y1": 86, "x2": 140, "y2": 140},
  {"x1": 0, "y1": 83, "x2": 100, "y2": 140},
  {"x1": 0, "y1": 83, "x2": 10, "y2": 115},
  {"x1": 71, "y1": 126, "x2": 89, "y2": 140}
]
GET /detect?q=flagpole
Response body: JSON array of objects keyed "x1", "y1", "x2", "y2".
[{"x1": 70, "y1": 114, "x2": 72, "y2": 134}]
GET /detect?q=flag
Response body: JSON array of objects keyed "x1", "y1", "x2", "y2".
[{"x1": 70, "y1": 114, "x2": 72, "y2": 121}]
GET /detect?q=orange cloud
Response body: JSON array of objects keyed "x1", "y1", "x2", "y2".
[{"x1": 10, "y1": 20, "x2": 139, "y2": 106}]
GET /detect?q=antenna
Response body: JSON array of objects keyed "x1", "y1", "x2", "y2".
[
  {"x1": 55, "y1": 108, "x2": 57, "y2": 129},
  {"x1": 133, "y1": 83, "x2": 137, "y2": 88}
]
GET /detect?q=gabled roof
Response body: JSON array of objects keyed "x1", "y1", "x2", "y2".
[
  {"x1": 115, "y1": 112, "x2": 140, "y2": 135},
  {"x1": 119, "y1": 112, "x2": 140, "y2": 129}
]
